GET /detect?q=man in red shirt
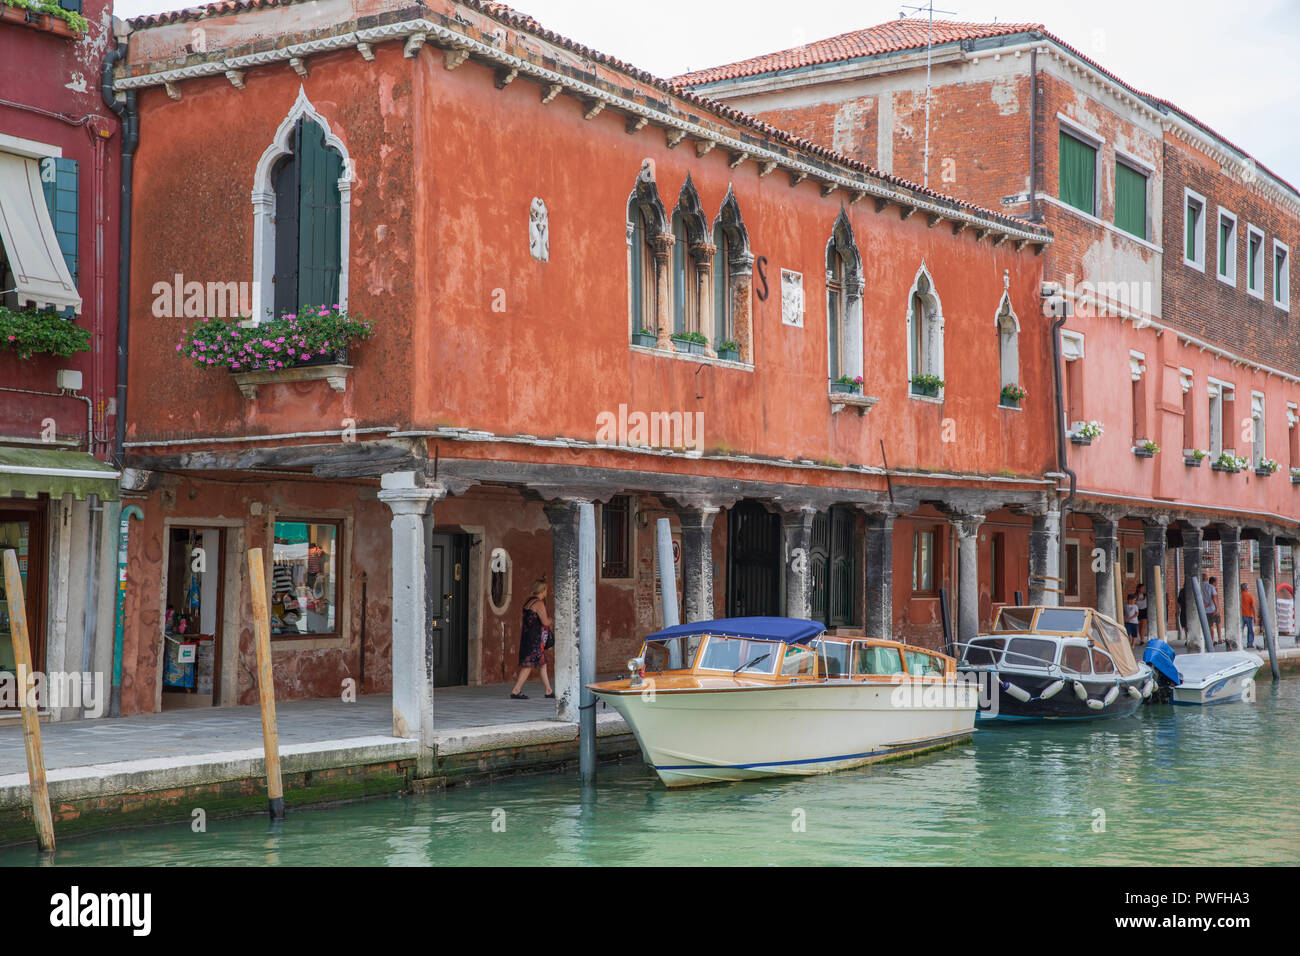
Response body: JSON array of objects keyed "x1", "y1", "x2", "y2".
[{"x1": 1240, "y1": 583, "x2": 1258, "y2": 650}]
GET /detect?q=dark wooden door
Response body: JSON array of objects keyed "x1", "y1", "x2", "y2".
[
  {"x1": 726, "y1": 501, "x2": 780, "y2": 618},
  {"x1": 0, "y1": 504, "x2": 48, "y2": 703},
  {"x1": 430, "y1": 532, "x2": 469, "y2": 687}
]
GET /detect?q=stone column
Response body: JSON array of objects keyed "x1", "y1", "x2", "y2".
[
  {"x1": 1259, "y1": 534, "x2": 1278, "y2": 640},
  {"x1": 378, "y1": 472, "x2": 445, "y2": 775},
  {"x1": 1029, "y1": 505, "x2": 1061, "y2": 606},
  {"x1": 1181, "y1": 523, "x2": 1206, "y2": 652},
  {"x1": 843, "y1": 277, "x2": 865, "y2": 381},
  {"x1": 544, "y1": 499, "x2": 586, "y2": 722},
  {"x1": 692, "y1": 242, "x2": 716, "y2": 357},
  {"x1": 678, "y1": 506, "x2": 719, "y2": 623},
  {"x1": 861, "y1": 511, "x2": 895, "y2": 640},
  {"x1": 781, "y1": 507, "x2": 816, "y2": 620},
  {"x1": 1219, "y1": 526, "x2": 1242, "y2": 650},
  {"x1": 1091, "y1": 514, "x2": 1119, "y2": 621},
  {"x1": 731, "y1": 251, "x2": 754, "y2": 364},
  {"x1": 950, "y1": 514, "x2": 985, "y2": 644},
  {"x1": 652, "y1": 234, "x2": 674, "y2": 350},
  {"x1": 1142, "y1": 519, "x2": 1169, "y2": 640}
]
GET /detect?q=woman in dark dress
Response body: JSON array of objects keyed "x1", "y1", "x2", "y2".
[{"x1": 510, "y1": 579, "x2": 554, "y2": 700}]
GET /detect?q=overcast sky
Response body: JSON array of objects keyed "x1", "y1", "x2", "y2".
[{"x1": 113, "y1": 0, "x2": 1300, "y2": 183}]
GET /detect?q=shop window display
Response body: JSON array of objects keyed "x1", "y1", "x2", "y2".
[{"x1": 272, "y1": 520, "x2": 339, "y2": 637}]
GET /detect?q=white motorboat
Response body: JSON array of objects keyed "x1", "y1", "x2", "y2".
[
  {"x1": 589, "y1": 617, "x2": 977, "y2": 788},
  {"x1": 1143, "y1": 639, "x2": 1263, "y2": 705}
]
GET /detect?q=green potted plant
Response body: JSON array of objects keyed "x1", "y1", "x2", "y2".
[
  {"x1": 910, "y1": 373, "x2": 945, "y2": 398},
  {"x1": 1134, "y1": 439, "x2": 1160, "y2": 459},
  {"x1": 671, "y1": 330, "x2": 708, "y2": 355},
  {"x1": 178, "y1": 304, "x2": 373, "y2": 373},
  {"x1": 1255, "y1": 457, "x2": 1279, "y2": 477},
  {"x1": 631, "y1": 325, "x2": 657, "y2": 348},
  {"x1": 2, "y1": 0, "x2": 89, "y2": 35},
  {"x1": 999, "y1": 383, "x2": 1026, "y2": 408},
  {"x1": 0, "y1": 305, "x2": 92, "y2": 359},
  {"x1": 1071, "y1": 420, "x2": 1104, "y2": 445},
  {"x1": 1184, "y1": 448, "x2": 1207, "y2": 467},
  {"x1": 830, "y1": 375, "x2": 864, "y2": 395},
  {"x1": 717, "y1": 339, "x2": 741, "y2": 362},
  {"x1": 1211, "y1": 451, "x2": 1247, "y2": 473}
]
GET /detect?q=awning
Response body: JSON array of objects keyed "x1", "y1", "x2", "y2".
[
  {"x1": 0, "y1": 152, "x2": 81, "y2": 313},
  {"x1": 0, "y1": 447, "x2": 119, "y2": 501}
]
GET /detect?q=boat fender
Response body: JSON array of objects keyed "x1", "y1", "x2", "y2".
[
  {"x1": 1072, "y1": 680, "x2": 1088, "y2": 701},
  {"x1": 1085, "y1": 698, "x2": 1105, "y2": 710},
  {"x1": 1040, "y1": 679, "x2": 1065, "y2": 700},
  {"x1": 1140, "y1": 679, "x2": 1154, "y2": 699},
  {"x1": 1125, "y1": 684, "x2": 1141, "y2": 699},
  {"x1": 1103, "y1": 685, "x2": 1120, "y2": 707},
  {"x1": 1002, "y1": 681, "x2": 1032, "y2": 703}
]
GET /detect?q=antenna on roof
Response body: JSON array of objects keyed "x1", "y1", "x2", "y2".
[{"x1": 899, "y1": 0, "x2": 957, "y2": 189}]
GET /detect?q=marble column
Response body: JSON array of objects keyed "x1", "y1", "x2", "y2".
[
  {"x1": 950, "y1": 514, "x2": 985, "y2": 644},
  {"x1": 1091, "y1": 514, "x2": 1119, "y2": 621},
  {"x1": 862, "y1": 511, "x2": 895, "y2": 640},
  {"x1": 1142, "y1": 519, "x2": 1169, "y2": 639},
  {"x1": 1029, "y1": 505, "x2": 1061, "y2": 606},
  {"x1": 653, "y1": 234, "x2": 674, "y2": 349},
  {"x1": 377, "y1": 472, "x2": 445, "y2": 775},
  {"x1": 543, "y1": 499, "x2": 586, "y2": 723},
  {"x1": 781, "y1": 507, "x2": 816, "y2": 620},
  {"x1": 678, "y1": 505, "x2": 719, "y2": 623},
  {"x1": 1219, "y1": 526, "x2": 1242, "y2": 650},
  {"x1": 1181, "y1": 524, "x2": 1206, "y2": 652}
]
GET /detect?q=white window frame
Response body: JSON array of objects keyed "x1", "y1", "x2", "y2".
[
  {"x1": 1273, "y1": 239, "x2": 1290, "y2": 310},
  {"x1": 1184, "y1": 188, "x2": 1206, "y2": 272},
  {"x1": 1251, "y1": 391, "x2": 1266, "y2": 467},
  {"x1": 1114, "y1": 151, "x2": 1151, "y2": 241},
  {"x1": 1246, "y1": 225, "x2": 1266, "y2": 299},
  {"x1": 1207, "y1": 379, "x2": 1224, "y2": 459},
  {"x1": 1057, "y1": 115, "x2": 1103, "y2": 220},
  {"x1": 1216, "y1": 207, "x2": 1237, "y2": 286}
]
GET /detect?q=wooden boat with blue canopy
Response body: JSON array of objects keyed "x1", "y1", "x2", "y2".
[{"x1": 588, "y1": 617, "x2": 977, "y2": 788}]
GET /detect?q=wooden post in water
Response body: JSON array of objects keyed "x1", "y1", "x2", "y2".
[
  {"x1": 1152, "y1": 565, "x2": 1167, "y2": 644},
  {"x1": 1256, "y1": 578, "x2": 1281, "y2": 682},
  {"x1": 247, "y1": 547, "x2": 284, "y2": 819},
  {"x1": 3, "y1": 549, "x2": 55, "y2": 852},
  {"x1": 1114, "y1": 567, "x2": 1126, "y2": 630}
]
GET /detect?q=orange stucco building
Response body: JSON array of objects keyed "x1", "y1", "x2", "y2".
[{"x1": 107, "y1": 0, "x2": 1059, "y2": 758}]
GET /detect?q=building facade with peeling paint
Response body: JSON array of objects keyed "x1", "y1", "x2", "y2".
[
  {"x1": 682, "y1": 18, "x2": 1300, "y2": 652},
  {"x1": 106, "y1": 0, "x2": 1059, "y2": 759},
  {"x1": 1, "y1": 0, "x2": 124, "y2": 720}
]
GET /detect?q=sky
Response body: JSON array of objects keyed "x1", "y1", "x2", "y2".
[{"x1": 111, "y1": 0, "x2": 1300, "y2": 184}]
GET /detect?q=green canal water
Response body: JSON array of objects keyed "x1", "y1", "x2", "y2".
[{"x1": 4, "y1": 678, "x2": 1298, "y2": 866}]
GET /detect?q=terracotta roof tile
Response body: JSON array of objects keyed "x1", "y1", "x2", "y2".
[{"x1": 673, "y1": 19, "x2": 1043, "y2": 86}]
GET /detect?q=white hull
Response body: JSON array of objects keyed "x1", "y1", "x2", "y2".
[
  {"x1": 595, "y1": 680, "x2": 978, "y2": 787},
  {"x1": 1171, "y1": 656, "x2": 1263, "y2": 706}
]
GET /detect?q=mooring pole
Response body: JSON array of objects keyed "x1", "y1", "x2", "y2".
[
  {"x1": 938, "y1": 586, "x2": 954, "y2": 659},
  {"x1": 1256, "y1": 578, "x2": 1281, "y2": 682},
  {"x1": 247, "y1": 547, "x2": 284, "y2": 819},
  {"x1": 578, "y1": 502, "x2": 597, "y2": 785},
  {"x1": 1014, "y1": 590, "x2": 1023, "y2": 607},
  {"x1": 109, "y1": 504, "x2": 143, "y2": 717},
  {"x1": 656, "y1": 517, "x2": 679, "y2": 628},
  {"x1": 3, "y1": 549, "x2": 55, "y2": 852},
  {"x1": 1152, "y1": 565, "x2": 1167, "y2": 643},
  {"x1": 1190, "y1": 577, "x2": 1213, "y2": 655}
]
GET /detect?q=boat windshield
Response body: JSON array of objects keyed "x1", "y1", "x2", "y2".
[
  {"x1": 696, "y1": 636, "x2": 780, "y2": 675},
  {"x1": 993, "y1": 607, "x2": 1036, "y2": 632},
  {"x1": 1090, "y1": 617, "x2": 1141, "y2": 677},
  {"x1": 904, "y1": 649, "x2": 948, "y2": 676},
  {"x1": 962, "y1": 637, "x2": 1006, "y2": 666},
  {"x1": 1034, "y1": 608, "x2": 1089, "y2": 633},
  {"x1": 809, "y1": 639, "x2": 851, "y2": 677},
  {"x1": 641, "y1": 634, "x2": 705, "y2": 671},
  {"x1": 851, "y1": 642, "x2": 905, "y2": 676},
  {"x1": 1003, "y1": 637, "x2": 1058, "y2": 669}
]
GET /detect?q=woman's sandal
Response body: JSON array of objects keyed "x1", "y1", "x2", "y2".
[
  {"x1": 544, "y1": 692, "x2": 555, "y2": 699},
  {"x1": 510, "y1": 692, "x2": 528, "y2": 700}
]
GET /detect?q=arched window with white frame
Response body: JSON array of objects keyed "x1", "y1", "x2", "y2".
[
  {"x1": 906, "y1": 264, "x2": 945, "y2": 397},
  {"x1": 671, "y1": 175, "x2": 709, "y2": 344},
  {"x1": 995, "y1": 277, "x2": 1020, "y2": 406},
  {"x1": 251, "y1": 88, "x2": 352, "y2": 323},
  {"x1": 712, "y1": 186, "x2": 753, "y2": 362},
  {"x1": 627, "y1": 161, "x2": 669, "y2": 345},
  {"x1": 826, "y1": 209, "x2": 864, "y2": 384}
]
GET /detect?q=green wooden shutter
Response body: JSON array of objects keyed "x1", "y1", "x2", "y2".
[
  {"x1": 1219, "y1": 219, "x2": 1231, "y2": 275},
  {"x1": 296, "y1": 118, "x2": 342, "y2": 309},
  {"x1": 1058, "y1": 131, "x2": 1096, "y2": 216},
  {"x1": 1185, "y1": 201, "x2": 1200, "y2": 261},
  {"x1": 40, "y1": 157, "x2": 78, "y2": 288},
  {"x1": 1114, "y1": 162, "x2": 1146, "y2": 238}
]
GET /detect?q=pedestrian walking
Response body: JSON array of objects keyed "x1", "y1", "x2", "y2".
[
  {"x1": 1240, "y1": 582, "x2": 1258, "y2": 650},
  {"x1": 1124, "y1": 592, "x2": 1140, "y2": 647},
  {"x1": 1203, "y1": 574, "x2": 1221, "y2": 645},
  {"x1": 510, "y1": 578, "x2": 555, "y2": 700},
  {"x1": 1134, "y1": 583, "x2": 1148, "y2": 642}
]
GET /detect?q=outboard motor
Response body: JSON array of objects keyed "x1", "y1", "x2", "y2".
[{"x1": 1142, "y1": 638, "x2": 1180, "y2": 704}]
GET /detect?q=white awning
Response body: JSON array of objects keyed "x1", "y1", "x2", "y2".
[{"x1": 0, "y1": 151, "x2": 81, "y2": 313}]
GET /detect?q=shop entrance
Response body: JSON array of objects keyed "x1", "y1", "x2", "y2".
[
  {"x1": 431, "y1": 531, "x2": 469, "y2": 686},
  {"x1": 162, "y1": 526, "x2": 225, "y2": 710},
  {"x1": 727, "y1": 500, "x2": 781, "y2": 618},
  {"x1": 0, "y1": 502, "x2": 47, "y2": 708}
]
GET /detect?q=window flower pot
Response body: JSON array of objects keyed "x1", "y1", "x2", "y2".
[
  {"x1": 717, "y1": 347, "x2": 740, "y2": 362},
  {"x1": 1255, "y1": 467, "x2": 1274, "y2": 477},
  {"x1": 1291, "y1": 474, "x2": 1300, "y2": 484},
  {"x1": 911, "y1": 383, "x2": 940, "y2": 398},
  {"x1": 1210, "y1": 463, "x2": 1239, "y2": 474},
  {"x1": 671, "y1": 336, "x2": 706, "y2": 355},
  {"x1": 1133, "y1": 447, "x2": 1154, "y2": 459},
  {"x1": 1184, "y1": 457, "x2": 1203, "y2": 467},
  {"x1": 999, "y1": 397, "x2": 1020, "y2": 409},
  {"x1": 829, "y1": 382, "x2": 861, "y2": 395},
  {"x1": 1070, "y1": 435, "x2": 1091, "y2": 446},
  {"x1": 631, "y1": 331, "x2": 657, "y2": 348}
]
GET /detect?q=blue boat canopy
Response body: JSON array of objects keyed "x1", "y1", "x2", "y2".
[{"x1": 647, "y1": 617, "x2": 827, "y2": 645}]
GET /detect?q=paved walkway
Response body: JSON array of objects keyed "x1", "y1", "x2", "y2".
[{"x1": 0, "y1": 685, "x2": 569, "y2": 776}]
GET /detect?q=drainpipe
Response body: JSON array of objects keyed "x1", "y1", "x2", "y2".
[
  {"x1": 1051, "y1": 312, "x2": 1077, "y2": 587},
  {"x1": 110, "y1": 504, "x2": 143, "y2": 717},
  {"x1": 100, "y1": 24, "x2": 137, "y2": 469},
  {"x1": 1028, "y1": 46, "x2": 1040, "y2": 223}
]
